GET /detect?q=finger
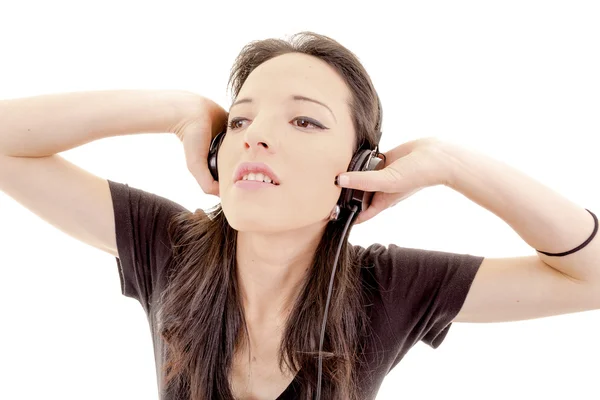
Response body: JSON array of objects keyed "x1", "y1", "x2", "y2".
[
  {"x1": 190, "y1": 162, "x2": 219, "y2": 196},
  {"x1": 355, "y1": 204, "x2": 381, "y2": 224},
  {"x1": 355, "y1": 193, "x2": 386, "y2": 224},
  {"x1": 339, "y1": 150, "x2": 429, "y2": 193},
  {"x1": 382, "y1": 138, "x2": 425, "y2": 161},
  {"x1": 337, "y1": 168, "x2": 399, "y2": 193},
  {"x1": 191, "y1": 166, "x2": 220, "y2": 196},
  {"x1": 183, "y1": 120, "x2": 219, "y2": 195}
]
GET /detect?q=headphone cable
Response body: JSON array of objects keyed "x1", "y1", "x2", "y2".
[{"x1": 315, "y1": 204, "x2": 359, "y2": 400}]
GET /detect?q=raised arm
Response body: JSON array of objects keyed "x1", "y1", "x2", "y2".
[{"x1": 0, "y1": 90, "x2": 201, "y2": 257}]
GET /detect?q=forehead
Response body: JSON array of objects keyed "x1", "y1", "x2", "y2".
[{"x1": 238, "y1": 53, "x2": 351, "y2": 104}]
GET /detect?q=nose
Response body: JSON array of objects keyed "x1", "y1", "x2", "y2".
[{"x1": 242, "y1": 115, "x2": 278, "y2": 153}]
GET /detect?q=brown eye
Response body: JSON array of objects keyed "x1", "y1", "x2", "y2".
[
  {"x1": 292, "y1": 117, "x2": 325, "y2": 130},
  {"x1": 228, "y1": 118, "x2": 247, "y2": 130},
  {"x1": 296, "y1": 118, "x2": 311, "y2": 128}
]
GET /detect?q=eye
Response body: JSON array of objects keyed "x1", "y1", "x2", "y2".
[
  {"x1": 228, "y1": 117, "x2": 247, "y2": 130},
  {"x1": 292, "y1": 117, "x2": 326, "y2": 130}
]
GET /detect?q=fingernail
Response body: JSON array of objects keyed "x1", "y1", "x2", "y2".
[
  {"x1": 336, "y1": 174, "x2": 349, "y2": 187},
  {"x1": 335, "y1": 175, "x2": 340, "y2": 186}
]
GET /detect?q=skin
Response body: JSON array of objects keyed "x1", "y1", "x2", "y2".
[{"x1": 217, "y1": 52, "x2": 357, "y2": 327}]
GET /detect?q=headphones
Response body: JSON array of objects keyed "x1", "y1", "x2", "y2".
[{"x1": 207, "y1": 95, "x2": 386, "y2": 216}]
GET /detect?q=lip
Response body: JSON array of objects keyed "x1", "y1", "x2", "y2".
[{"x1": 233, "y1": 162, "x2": 281, "y2": 185}]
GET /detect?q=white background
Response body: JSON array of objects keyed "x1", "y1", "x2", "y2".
[{"x1": 1, "y1": 1, "x2": 599, "y2": 399}]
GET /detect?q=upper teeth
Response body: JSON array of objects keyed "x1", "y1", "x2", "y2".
[{"x1": 242, "y1": 172, "x2": 275, "y2": 184}]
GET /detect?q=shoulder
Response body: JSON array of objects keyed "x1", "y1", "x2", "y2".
[
  {"x1": 351, "y1": 242, "x2": 483, "y2": 272},
  {"x1": 350, "y1": 242, "x2": 484, "y2": 297}
]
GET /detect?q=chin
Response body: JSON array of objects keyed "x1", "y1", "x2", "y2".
[{"x1": 223, "y1": 208, "x2": 286, "y2": 233}]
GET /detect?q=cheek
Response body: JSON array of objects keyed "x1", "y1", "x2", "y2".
[{"x1": 290, "y1": 163, "x2": 341, "y2": 209}]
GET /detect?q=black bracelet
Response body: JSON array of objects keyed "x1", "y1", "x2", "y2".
[{"x1": 536, "y1": 209, "x2": 598, "y2": 257}]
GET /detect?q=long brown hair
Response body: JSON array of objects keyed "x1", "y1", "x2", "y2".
[{"x1": 156, "y1": 32, "x2": 382, "y2": 399}]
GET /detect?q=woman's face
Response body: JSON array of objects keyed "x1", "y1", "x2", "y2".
[{"x1": 218, "y1": 52, "x2": 356, "y2": 233}]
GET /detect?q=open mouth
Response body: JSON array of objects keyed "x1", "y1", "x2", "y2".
[{"x1": 239, "y1": 172, "x2": 280, "y2": 185}]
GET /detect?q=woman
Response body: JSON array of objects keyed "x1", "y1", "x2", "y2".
[{"x1": 0, "y1": 32, "x2": 598, "y2": 400}]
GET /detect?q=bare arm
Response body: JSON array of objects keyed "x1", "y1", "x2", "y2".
[
  {"x1": 0, "y1": 90, "x2": 198, "y2": 157},
  {"x1": 0, "y1": 89, "x2": 205, "y2": 258}
]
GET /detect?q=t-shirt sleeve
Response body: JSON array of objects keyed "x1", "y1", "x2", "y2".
[
  {"x1": 107, "y1": 180, "x2": 190, "y2": 313},
  {"x1": 358, "y1": 243, "x2": 484, "y2": 350}
]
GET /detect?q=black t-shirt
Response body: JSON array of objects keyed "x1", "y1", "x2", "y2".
[{"x1": 108, "y1": 180, "x2": 484, "y2": 400}]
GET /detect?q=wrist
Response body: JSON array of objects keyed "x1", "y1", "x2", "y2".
[
  {"x1": 165, "y1": 92, "x2": 228, "y2": 142},
  {"x1": 434, "y1": 140, "x2": 468, "y2": 189},
  {"x1": 162, "y1": 90, "x2": 205, "y2": 134}
]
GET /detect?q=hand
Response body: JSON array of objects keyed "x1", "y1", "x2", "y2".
[
  {"x1": 336, "y1": 138, "x2": 455, "y2": 224},
  {"x1": 170, "y1": 95, "x2": 228, "y2": 196}
]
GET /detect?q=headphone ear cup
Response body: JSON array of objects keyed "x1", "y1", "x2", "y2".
[
  {"x1": 359, "y1": 153, "x2": 385, "y2": 211},
  {"x1": 207, "y1": 130, "x2": 226, "y2": 181},
  {"x1": 338, "y1": 150, "x2": 370, "y2": 211},
  {"x1": 338, "y1": 149, "x2": 385, "y2": 212}
]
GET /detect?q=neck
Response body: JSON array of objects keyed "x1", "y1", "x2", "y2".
[{"x1": 235, "y1": 222, "x2": 326, "y2": 324}]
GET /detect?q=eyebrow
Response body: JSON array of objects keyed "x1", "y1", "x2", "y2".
[{"x1": 230, "y1": 95, "x2": 337, "y2": 122}]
